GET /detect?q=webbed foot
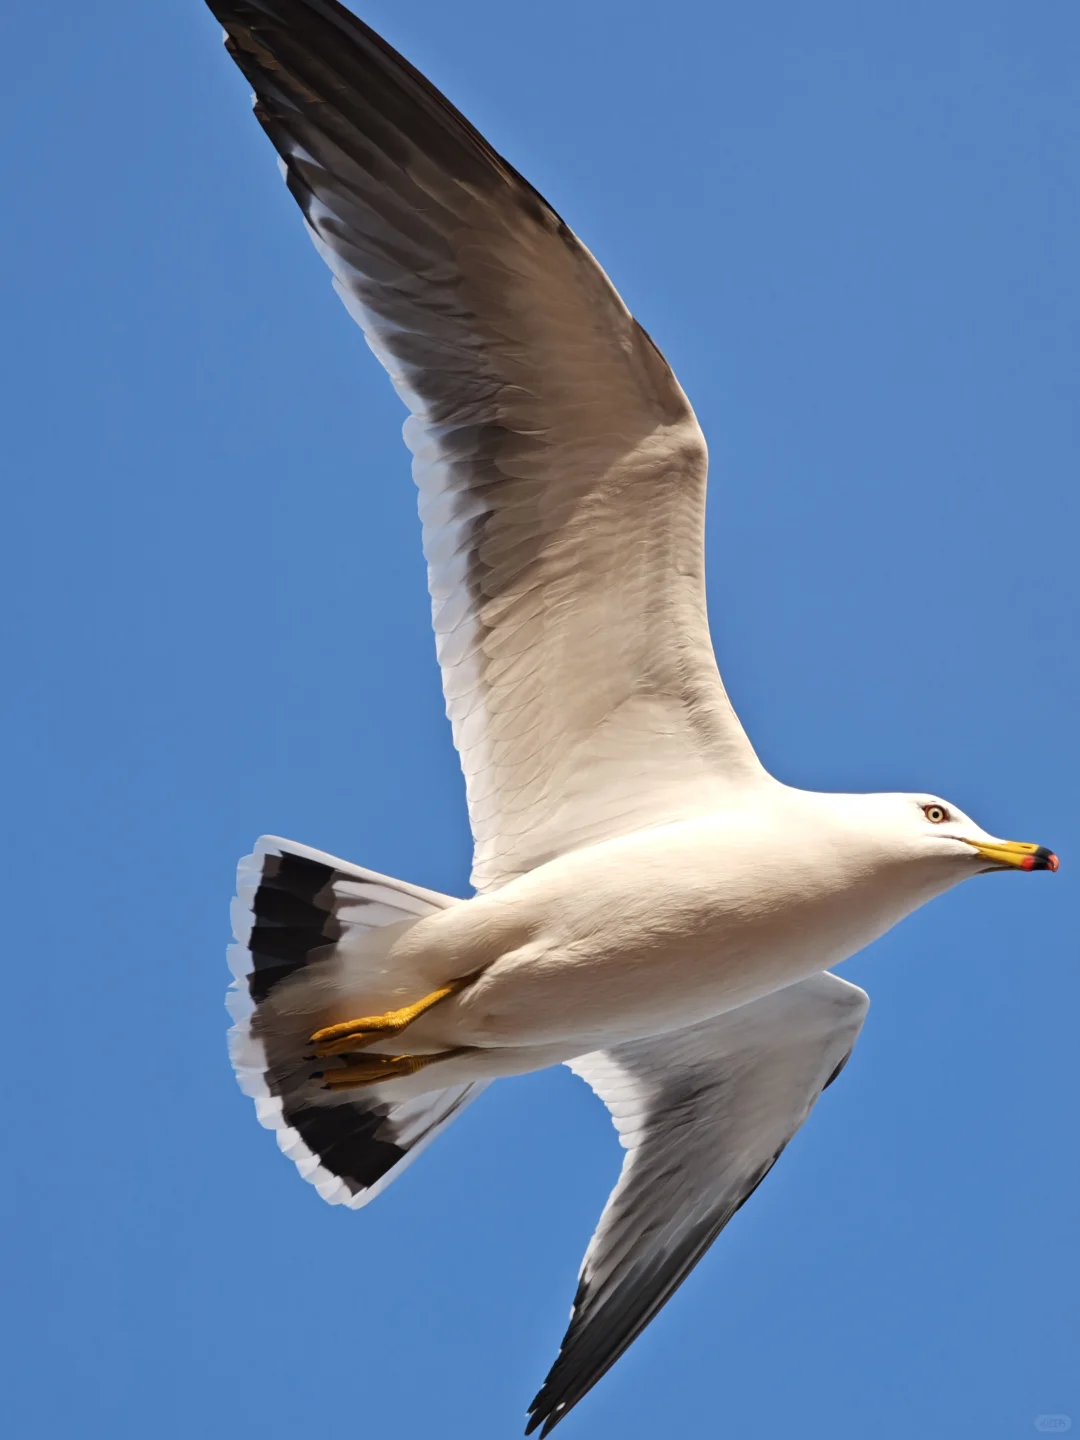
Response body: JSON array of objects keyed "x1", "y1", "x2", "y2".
[
  {"x1": 309, "y1": 972, "x2": 480, "y2": 1056},
  {"x1": 316, "y1": 1046, "x2": 475, "y2": 1091}
]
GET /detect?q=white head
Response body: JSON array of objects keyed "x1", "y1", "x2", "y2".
[
  {"x1": 819, "y1": 789, "x2": 1058, "y2": 892},
  {"x1": 776, "y1": 789, "x2": 1060, "y2": 953}
]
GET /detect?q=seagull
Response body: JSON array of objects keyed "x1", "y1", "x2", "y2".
[{"x1": 208, "y1": 2, "x2": 1058, "y2": 1432}]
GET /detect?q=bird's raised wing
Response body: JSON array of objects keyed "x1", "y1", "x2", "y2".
[
  {"x1": 207, "y1": 0, "x2": 766, "y2": 891},
  {"x1": 527, "y1": 972, "x2": 869, "y2": 1436}
]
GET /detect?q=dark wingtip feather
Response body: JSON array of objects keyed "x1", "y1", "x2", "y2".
[
  {"x1": 523, "y1": 1402, "x2": 569, "y2": 1437},
  {"x1": 203, "y1": 0, "x2": 565, "y2": 226}
]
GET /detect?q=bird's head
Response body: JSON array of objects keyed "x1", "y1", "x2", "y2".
[{"x1": 849, "y1": 791, "x2": 1059, "y2": 878}]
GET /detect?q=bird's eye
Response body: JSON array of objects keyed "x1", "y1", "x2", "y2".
[{"x1": 923, "y1": 804, "x2": 950, "y2": 824}]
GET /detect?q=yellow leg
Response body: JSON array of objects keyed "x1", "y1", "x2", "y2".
[
  {"x1": 318, "y1": 1047, "x2": 475, "y2": 1091},
  {"x1": 309, "y1": 971, "x2": 481, "y2": 1056}
]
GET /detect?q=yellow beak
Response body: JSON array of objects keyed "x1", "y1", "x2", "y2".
[{"x1": 964, "y1": 839, "x2": 1059, "y2": 872}]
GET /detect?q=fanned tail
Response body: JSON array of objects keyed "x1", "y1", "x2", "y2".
[{"x1": 227, "y1": 836, "x2": 489, "y2": 1207}]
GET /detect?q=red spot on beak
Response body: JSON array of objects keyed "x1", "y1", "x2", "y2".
[{"x1": 1021, "y1": 856, "x2": 1036, "y2": 871}]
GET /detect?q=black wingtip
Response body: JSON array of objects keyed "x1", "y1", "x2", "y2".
[
  {"x1": 524, "y1": 1403, "x2": 568, "y2": 1438},
  {"x1": 204, "y1": 0, "x2": 568, "y2": 229}
]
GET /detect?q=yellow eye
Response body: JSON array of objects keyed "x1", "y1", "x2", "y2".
[{"x1": 923, "y1": 804, "x2": 950, "y2": 824}]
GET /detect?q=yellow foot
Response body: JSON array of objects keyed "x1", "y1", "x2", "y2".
[
  {"x1": 309, "y1": 972, "x2": 481, "y2": 1057},
  {"x1": 317, "y1": 1047, "x2": 475, "y2": 1091}
]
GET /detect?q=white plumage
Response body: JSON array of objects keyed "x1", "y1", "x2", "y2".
[{"x1": 205, "y1": 2, "x2": 1057, "y2": 1433}]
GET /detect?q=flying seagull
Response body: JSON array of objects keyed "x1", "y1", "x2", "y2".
[{"x1": 208, "y1": 2, "x2": 1058, "y2": 1432}]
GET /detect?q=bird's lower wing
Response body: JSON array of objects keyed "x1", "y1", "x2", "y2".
[{"x1": 527, "y1": 972, "x2": 869, "y2": 1436}]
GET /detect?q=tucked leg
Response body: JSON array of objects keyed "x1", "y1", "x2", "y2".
[
  {"x1": 310, "y1": 971, "x2": 481, "y2": 1056},
  {"x1": 318, "y1": 1047, "x2": 476, "y2": 1091}
]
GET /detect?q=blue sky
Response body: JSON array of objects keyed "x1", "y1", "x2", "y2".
[{"x1": 2, "y1": 1, "x2": 1076, "y2": 1436}]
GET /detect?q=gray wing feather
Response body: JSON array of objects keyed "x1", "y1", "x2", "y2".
[
  {"x1": 527, "y1": 973, "x2": 869, "y2": 1435},
  {"x1": 207, "y1": 0, "x2": 764, "y2": 891}
]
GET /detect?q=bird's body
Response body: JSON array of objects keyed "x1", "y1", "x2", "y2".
[
  {"x1": 204, "y1": 1, "x2": 1057, "y2": 1431},
  {"x1": 330, "y1": 790, "x2": 968, "y2": 1062}
]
